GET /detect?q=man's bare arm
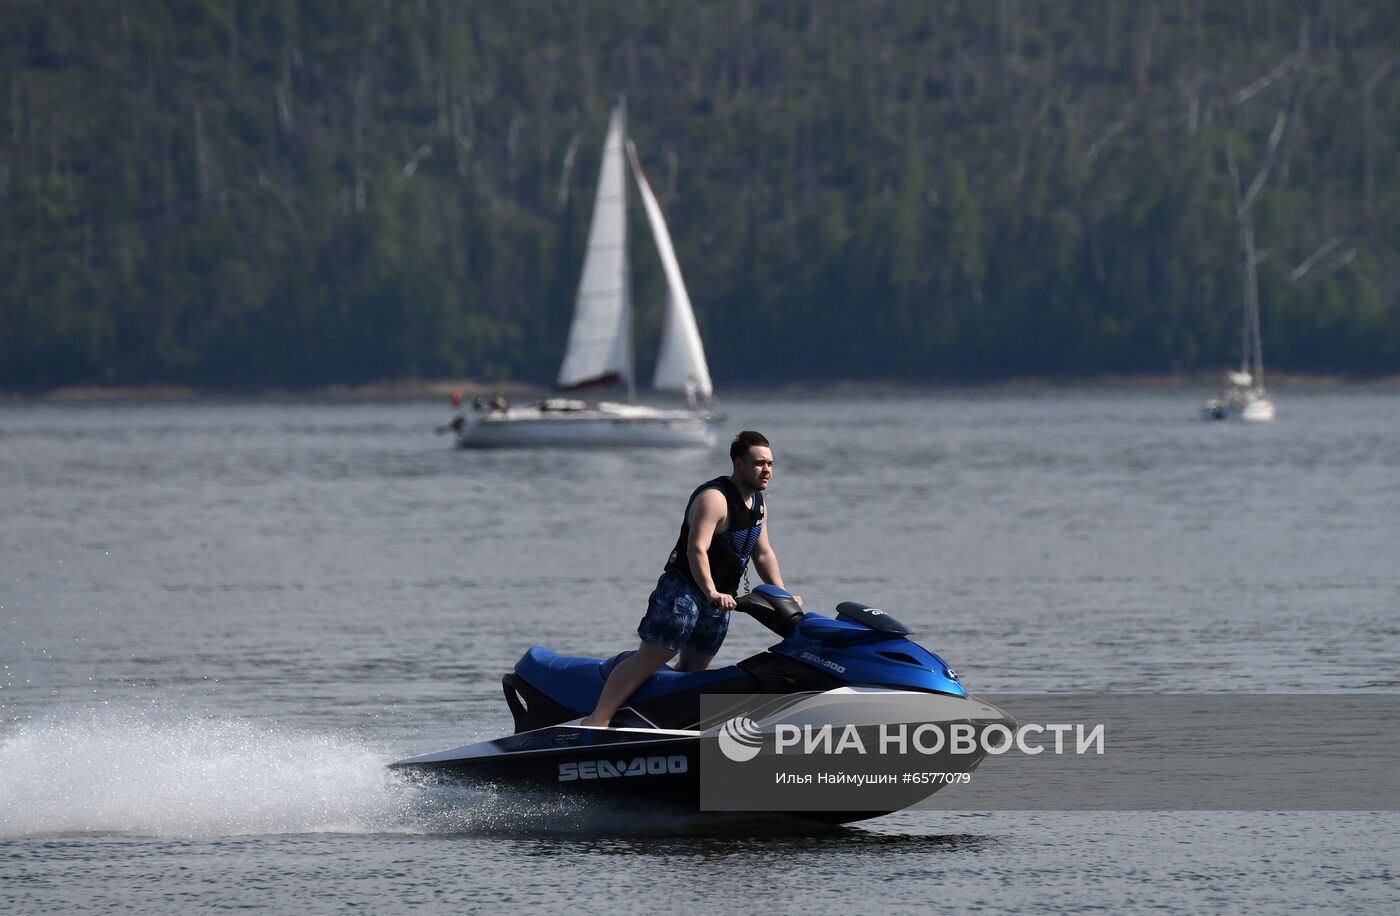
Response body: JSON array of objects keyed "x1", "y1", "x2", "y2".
[
  {"x1": 686, "y1": 489, "x2": 735, "y2": 609},
  {"x1": 750, "y1": 520, "x2": 802, "y2": 606}
]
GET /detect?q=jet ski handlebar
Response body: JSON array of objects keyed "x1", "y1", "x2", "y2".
[{"x1": 734, "y1": 585, "x2": 804, "y2": 638}]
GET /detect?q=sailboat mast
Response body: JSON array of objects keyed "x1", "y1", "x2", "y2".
[
  {"x1": 1242, "y1": 218, "x2": 1264, "y2": 388},
  {"x1": 619, "y1": 95, "x2": 636, "y2": 404},
  {"x1": 1248, "y1": 280, "x2": 1265, "y2": 390},
  {"x1": 1248, "y1": 222, "x2": 1260, "y2": 380}
]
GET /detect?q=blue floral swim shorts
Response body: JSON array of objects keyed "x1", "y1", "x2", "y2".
[{"x1": 636, "y1": 570, "x2": 730, "y2": 657}]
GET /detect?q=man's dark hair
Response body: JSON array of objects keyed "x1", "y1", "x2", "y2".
[{"x1": 730, "y1": 430, "x2": 770, "y2": 462}]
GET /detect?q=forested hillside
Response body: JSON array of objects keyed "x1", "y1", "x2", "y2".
[{"x1": 2, "y1": 1, "x2": 1397, "y2": 389}]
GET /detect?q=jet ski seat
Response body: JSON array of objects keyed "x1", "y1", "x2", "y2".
[
  {"x1": 512, "y1": 647, "x2": 619, "y2": 713},
  {"x1": 504, "y1": 647, "x2": 751, "y2": 733},
  {"x1": 516, "y1": 647, "x2": 742, "y2": 706}
]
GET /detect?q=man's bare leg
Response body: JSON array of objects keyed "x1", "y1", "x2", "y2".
[{"x1": 581, "y1": 642, "x2": 676, "y2": 727}]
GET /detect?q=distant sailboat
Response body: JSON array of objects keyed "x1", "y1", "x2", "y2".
[
  {"x1": 1200, "y1": 275, "x2": 1277, "y2": 423},
  {"x1": 456, "y1": 98, "x2": 717, "y2": 448},
  {"x1": 1203, "y1": 124, "x2": 1279, "y2": 424}
]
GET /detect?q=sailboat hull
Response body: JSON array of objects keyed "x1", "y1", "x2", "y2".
[
  {"x1": 457, "y1": 403, "x2": 717, "y2": 448},
  {"x1": 1200, "y1": 394, "x2": 1276, "y2": 423},
  {"x1": 1240, "y1": 398, "x2": 1276, "y2": 422}
]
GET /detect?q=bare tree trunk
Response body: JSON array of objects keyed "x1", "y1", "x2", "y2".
[
  {"x1": 194, "y1": 104, "x2": 211, "y2": 212},
  {"x1": 161, "y1": 132, "x2": 176, "y2": 229},
  {"x1": 277, "y1": 37, "x2": 294, "y2": 135},
  {"x1": 1104, "y1": 0, "x2": 1120, "y2": 73},
  {"x1": 227, "y1": 0, "x2": 239, "y2": 89},
  {"x1": 506, "y1": 113, "x2": 521, "y2": 196},
  {"x1": 1363, "y1": 59, "x2": 1395, "y2": 220},
  {"x1": 9, "y1": 80, "x2": 19, "y2": 146},
  {"x1": 556, "y1": 133, "x2": 579, "y2": 210},
  {"x1": 1133, "y1": 5, "x2": 1158, "y2": 101},
  {"x1": 352, "y1": 73, "x2": 369, "y2": 212}
]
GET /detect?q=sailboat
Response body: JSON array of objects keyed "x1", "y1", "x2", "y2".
[
  {"x1": 1200, "y1": 370, "x2": 1275, "y2": 422},
  {"x1": 454, "y1": 99, "x2": 718, "y2": 448},
  {"x1": 1201, "y1": 250, "x2": 1277, "y2": 422},
  {"x1": 1202, "y1": 138, "x2": 1278, "y2": 424}
]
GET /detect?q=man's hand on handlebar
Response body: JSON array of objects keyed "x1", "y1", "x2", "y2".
[{"x1": 708, "y1": 590, "x2": 738, "y2": 610}]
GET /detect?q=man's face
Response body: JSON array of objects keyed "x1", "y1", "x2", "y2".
[{"x1": 734, "y1": 446, "x2": 774, "y2": 491}]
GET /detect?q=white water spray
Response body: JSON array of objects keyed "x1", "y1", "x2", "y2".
[
  {"x1": 0, "y1": 705, "x2": 713, "y2": 838},
  {"x1": 0, "y1": 706, "x2": 411, "y2": 838}
]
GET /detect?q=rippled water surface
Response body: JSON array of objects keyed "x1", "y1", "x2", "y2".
[{"x1": 2, "y1": 388, "x2": 1397, "y2": 913}]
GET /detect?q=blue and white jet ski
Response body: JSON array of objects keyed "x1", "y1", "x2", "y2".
[{"x1": 390, "y1": 586, "x2": 1012, "y2": 823}]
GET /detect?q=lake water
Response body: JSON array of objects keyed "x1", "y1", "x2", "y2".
[{"x1": 2, "y1": 387, "x2": 1397, "y2": 913}]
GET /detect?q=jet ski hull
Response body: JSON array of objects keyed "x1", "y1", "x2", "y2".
[
  {"x1": 390, "y1": 692, "x2": 1015, "y2": 824},
  {"x1": 390, "y1": 727, "x2": 702, "y2": 801},
  {"x1": 392, "y1": 592, "x2": 1013, "y2": 824}
]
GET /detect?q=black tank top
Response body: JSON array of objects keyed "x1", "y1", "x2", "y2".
[{"x1": 663, "y1": 476, "x2": 766, "y2": 596}]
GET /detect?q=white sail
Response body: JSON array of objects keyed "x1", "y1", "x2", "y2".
[
  {"x1": 627, "y1": 142, "x2": 713, "y2": 399},
  {"x1": 557, "y1": 103, "x2": 631, "y2": 390}
]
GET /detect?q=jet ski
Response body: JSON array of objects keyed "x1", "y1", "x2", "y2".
[{"x1": 390, "y1": 586, "x2": 1013, "y2": 824}]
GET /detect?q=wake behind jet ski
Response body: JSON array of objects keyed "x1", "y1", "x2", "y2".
[{"x1": 391, "y1": 587, "x2": 1013, "y2": 825}]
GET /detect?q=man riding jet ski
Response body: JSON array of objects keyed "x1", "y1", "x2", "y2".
[
  {"x1": 394, "y1": 431, "x2": 1011, "y2": 822},
  {"x1": 583, "y1": 430, "x2": 801, "y2": 728},
  {"x1": 390, "y1": 587, "x2": 1014, "y2": 824}
]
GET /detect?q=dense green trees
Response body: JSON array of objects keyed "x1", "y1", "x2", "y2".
[{"x1": 2, "y1": 1, "x2": 1396, "y2": 390}]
